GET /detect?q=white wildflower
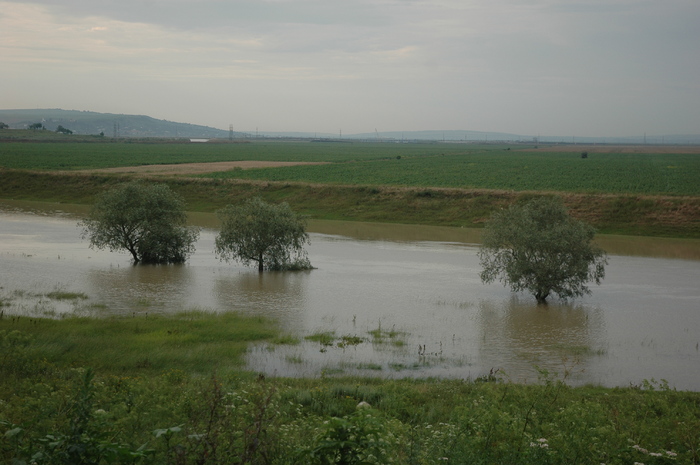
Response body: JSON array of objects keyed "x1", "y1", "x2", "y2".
[{"x1": 632, "y1": 445, "x2": 648, "y2": 454}]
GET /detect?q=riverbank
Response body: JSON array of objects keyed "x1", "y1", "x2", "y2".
[
  {"x1": 2, "y1": 313, "x2": 699, "y2": 464},
  {"x1": 1, "y1": 169, "x2": 699, "y2": 238}
]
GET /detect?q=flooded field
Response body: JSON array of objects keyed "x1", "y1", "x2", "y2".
[{"x1": 1, "y1": 200, "x2": 699, "y2": 389}]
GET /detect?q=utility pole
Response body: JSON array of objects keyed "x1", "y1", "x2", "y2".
[{"x1": 229, "y1": 124, "x2": 233, "y2": 141}]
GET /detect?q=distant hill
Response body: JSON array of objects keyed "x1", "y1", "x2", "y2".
[
  {"x1": 248, "y1": 129, "x2": 700, "y2": 145},
  {"x1": 0, "y1": 109, "x2": 233, "y2": 139},
  {"x1": 1, "y1": 109, "x2": 698, "y2": 144}
]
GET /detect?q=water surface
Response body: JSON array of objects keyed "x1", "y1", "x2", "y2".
[{"x1": 1, "y1": 200, "x2": 699, "y2": 389}]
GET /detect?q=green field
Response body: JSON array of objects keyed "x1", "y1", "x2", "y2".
[
  {"x1": 206, "y1": 150, "x2": 700, "y2": 196},
  {"x1": 2, "y1": 140, "x2": 699, "y2": 196},
  {"x1": 0, "y1": 140, "x2": 474, "y2": 169}
]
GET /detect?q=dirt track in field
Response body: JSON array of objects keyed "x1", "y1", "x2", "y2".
[{"x1": 77, "y1": 161, "x2": 329, "y2": 176}]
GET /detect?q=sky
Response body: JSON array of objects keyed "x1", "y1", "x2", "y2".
[{"x1": 2, "y1": 0, "x2": 699, "y2": 137}]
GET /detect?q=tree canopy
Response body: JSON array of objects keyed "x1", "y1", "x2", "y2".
[
  {"x1": 80, "y1": 182, "x2": 199, "y2": 264},
  {"x1": 215, "y1": 197, "x2": 312, "y2": 272},
  {"x1": 478, "y1": 197, "x2": 607, "y2": 303}
]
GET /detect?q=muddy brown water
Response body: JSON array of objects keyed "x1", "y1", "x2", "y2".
[{"x1": 1, "y1": 199, "x2": 699, "y2": 389}]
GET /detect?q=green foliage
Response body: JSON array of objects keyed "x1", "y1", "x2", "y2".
[
  {"x1": 215, "y1": 197, "x2": 312, "y2": 272},
  {"x1": 3, "y1": 369, "x2": 154, "y2": 465},
  {"x1": 478, "y1": 197, "x2": 608, "y2": 303},
  {"x1": 301, "y1": 407, "x2": 402, "y2": 464},
  {"x1": 55, "y1": 125, "x2": 73, "y2": 135},
  {"x1": 80, "y1": 182, "x2": 199, "y2": 264},
  {"x1": 0, "y1": 330, "x2": 34, "y2": 376}
]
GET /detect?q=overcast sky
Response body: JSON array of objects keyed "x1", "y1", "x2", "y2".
[{"x1": 2, "y1": 0, "x2": 699, "y2": 137}]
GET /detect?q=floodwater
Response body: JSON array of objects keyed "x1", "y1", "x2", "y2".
[{"x1": 1, "y1": 200, "x2": 699, "y2": 390}]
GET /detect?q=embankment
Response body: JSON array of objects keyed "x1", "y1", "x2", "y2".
[{"x1": 1, "y1": 169, "x2": 698, "y2": 238}]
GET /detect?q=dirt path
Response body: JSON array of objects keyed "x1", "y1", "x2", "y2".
[{"x1": 76, "y1": 160, "x2": 328, "y2": 176}]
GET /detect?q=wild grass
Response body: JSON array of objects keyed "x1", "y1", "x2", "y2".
[
  {"x1": 45, "y1": 291, "x2": 89, "y2": 300},
  {"x1": 0, "y1": 311, "x2": 276, "y2": 376},
  {"x1": 368, "y1": 326, "x2": 409, "y2": 346},
  {"x1": 2, "y1": 315, "x2": 699, "y2": 464}
]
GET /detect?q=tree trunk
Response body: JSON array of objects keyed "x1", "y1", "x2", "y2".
[
  {"x1": 258, "y1": 253, "x2": 264, "y2": 273},
  {"x1": 535, "y1": 291, "x2": 549, "y2": 304}
]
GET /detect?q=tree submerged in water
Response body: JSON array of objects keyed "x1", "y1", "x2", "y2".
[
  {"x1": 215, "y1": 197, "x2": 312, "y2": 272},
  {"x1": 478, "y1": 197, "x2": 607, "y2": 303},
  {"x1": 80, "y1": 182, "x2": 199, "y2": 264}
]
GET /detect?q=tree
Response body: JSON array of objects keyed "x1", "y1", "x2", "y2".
[
  {"x1": 478, "y1": 197, "x2": 607, "y2": 303},
  {"x1": 55, "y1": 125, "x2": 73, "y2": 134},
  {"x1": 80, "y1": 182, "x2": 199, "y2": 264},
  {"x1": 29, "y1": 122, "x2": 44, "y2": 130},
  {"x1": 215, "y1": 197, "x2": 312, "y2": 272},
  {"x1": 0, "y1": 122, "x2": 8, "y2": 129}
]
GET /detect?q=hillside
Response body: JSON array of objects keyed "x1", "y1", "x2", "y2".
[{"x1": 0, "y1": 109, "x2": 233, "y2": 139}]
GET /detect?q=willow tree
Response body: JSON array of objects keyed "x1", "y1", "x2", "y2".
[
  {"x1": 80, "y1": 182, "x2": 199, "y2": 264},
  {"x1": 215, "y1": 197, "x2": 312, "y2": 272},
  {"x1": 478, "y1": 197, "x2": 607, "y2": 303}
]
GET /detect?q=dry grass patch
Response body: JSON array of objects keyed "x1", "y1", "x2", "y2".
[{"x1": 75, "y1": 160, "x2": 329, "y2": 176}]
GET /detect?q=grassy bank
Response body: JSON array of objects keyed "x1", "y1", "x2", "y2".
[
  {"x1": 2, "y1": 314, "x2": 699, "y2": 465},
  {"x1": 1, "y1": 169, "x2": 699, "y2": 238}
]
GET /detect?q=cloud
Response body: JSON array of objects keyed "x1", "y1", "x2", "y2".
[{"x1": 1, "y1": 0, "x2": 699, "y2": 135}]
